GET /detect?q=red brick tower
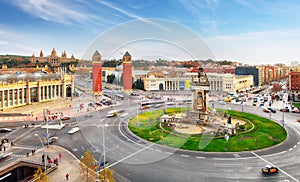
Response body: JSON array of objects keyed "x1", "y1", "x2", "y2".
[
  {"x1": 92, "y1": 50, "x2": 102, "y2": 96},
  {"x1": 122, "y1": 51, "x2": 132, "y2": 92}
]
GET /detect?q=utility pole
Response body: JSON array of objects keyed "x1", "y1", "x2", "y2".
[{"x1": 282, "y1": 101, "x2": 285, "y2": 127}]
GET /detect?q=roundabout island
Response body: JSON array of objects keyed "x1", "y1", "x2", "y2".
[
  {"x1": 128, "y1": 68, "x2": 287, "y2": 152},
  {"x1": 128, "y1": 108, "x2": 287, "y2": 152}
]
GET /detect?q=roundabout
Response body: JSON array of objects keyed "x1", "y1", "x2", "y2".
[
  {"x1": 72, "y1": 98, "x2": 300, "y2": 182},
  {"x1": 128, "y1": 108, "x2": 287, "y2": 152}
]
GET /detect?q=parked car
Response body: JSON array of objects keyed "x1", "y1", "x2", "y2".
[
  {"x1": 280, "y1": 108, "x2": 289, "y2": 112},
  {"x1": 262, "y1": 165, "x2": 279, "y2": 174},
  {"x1": 54, "y1": 112, "x2": 63, "y2": 117},
  {"x1": 267, "y1": 108, "x2": 276, "y2": 113},
  {"x1": 263, "y1": 109, "x2": 270, "y2": 113},
  {"x1": 61, "y1": 117, "x2": 70, "y2": 120}
]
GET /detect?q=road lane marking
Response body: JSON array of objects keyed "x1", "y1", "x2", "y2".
[
  {"x1": 99, "y1": 143, "x2": 155, "y2": 172},
  {"x1": 12, "y1": 127, "x2": 35, "y2": 143},
  {"x1": 196, "y1": 156, "x2": 205, "y2": 159},
  {"x1": 12, "y1": 146, "x2": 38, "y2": 150},
  {"x1": 165, "y1": 152, "x2": 172, "y2": 155},
  {"x1": 180, "y1": 154, "x2": 189, "y2": 158},
  {"x1": 293, "y1": 145, "x2": 297, "y2": 148},
  {"x1": 252, "y1": 152, "x2": 299, "y2": 182},
  {"x1": 289, "y1": 148, "x2": 293, "y2": 151},
  {"x1": 156, "y1": 149, "x2": 161, "y2": 152}
]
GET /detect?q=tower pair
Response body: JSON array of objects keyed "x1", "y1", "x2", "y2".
[{"x1": 92, "y1": 51, "x2": 132, "y2": 96}]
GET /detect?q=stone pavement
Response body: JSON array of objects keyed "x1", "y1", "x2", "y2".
[{"x1": 28, "y1": 145, "x2": 82, "y2": 181}]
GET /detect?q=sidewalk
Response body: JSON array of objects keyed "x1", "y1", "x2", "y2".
[
  {"x1": 0, "y1": 95, "x2": 115, "y2": 123},
  {"x1": 28, "y1": 145, "x2": 82, "y2": 181}
]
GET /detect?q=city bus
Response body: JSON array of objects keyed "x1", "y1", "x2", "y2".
[{"x1": 140, "y1": 100, "x2": 165, "y2": 109}]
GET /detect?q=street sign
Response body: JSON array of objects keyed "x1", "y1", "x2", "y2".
[{"x1": 225, "y1": 134, "x2": 229, "y2": 141}]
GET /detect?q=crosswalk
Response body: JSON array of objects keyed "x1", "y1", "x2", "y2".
[{"x1": 12, "y1": 145, "x2": 40, "y2": 150}]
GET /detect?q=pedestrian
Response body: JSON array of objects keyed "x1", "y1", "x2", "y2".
[
  {"x1": 59, "y1": 153, "x2": 62, "y2": 160},
  {"x1": 66, "y1": 173, "x2": 69, "y2": 180}
]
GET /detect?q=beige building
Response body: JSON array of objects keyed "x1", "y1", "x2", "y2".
[
  {"x1": 256, "y1": 66, "x2": 264, "y2": 86},
  {"x1": 235, "y1": 75, "x2": 253, "y2": 92},
  {"x1": 0, "y1": 73, "x2": 74, "y2": 110}
]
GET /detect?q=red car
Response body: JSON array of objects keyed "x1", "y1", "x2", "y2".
[
  {"x1": 263, "y1": 109, "x2": 270, "y2": 113},
  {"x1": 61, "y1": 117, "x2": 70, "y2": 121}
]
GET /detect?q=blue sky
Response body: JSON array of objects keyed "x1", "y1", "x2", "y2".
[{"x1": 1, "y1": 0, "x2": 300, "y2": 65}]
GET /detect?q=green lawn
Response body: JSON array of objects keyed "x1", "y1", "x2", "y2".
[
  {"x1": 128, "y1": 109, "x2": 287, "y2": 152},
  {"x1": 293, "y1": 103, "x2": 300, "y2": 109}
]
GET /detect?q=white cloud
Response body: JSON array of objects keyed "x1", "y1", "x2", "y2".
[
  {"x1": 9, "y1": 0, "x2": 118, "y2": 27},
  {"x1": 205, "y1": 29, "x2": 300, "y2": 65}
]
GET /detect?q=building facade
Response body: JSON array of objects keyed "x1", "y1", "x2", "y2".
[
  {"x1": 31, "y1": 48, "x2": 76, "y2": 67},
  {"x1": 122, "y1": 52, "x2": 132, "y2": 92},
  {"x1": 235, "y1": 66, "x2": 259, "y2": 86},
  {"x1": 92, "y1": 51, "x2": 102, "y2": 96},
  {"x1": 143, "y1": 72, "x2": 252, "y2": 93},
  {"x1": 289, "y1": 72, "x2": 300, "y2": 102},
  {"x1": 256, "y1": 66, "x2": 264, "y2": 86},
  {"x1": 0, "y1": 74, "x2": 74, "y2": 110},
  {"x1": 235, "y1": 75, "x2": 254, "y2": 92}
]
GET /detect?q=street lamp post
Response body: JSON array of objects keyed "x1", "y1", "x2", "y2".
[
  {"x1": 241, "y1": 101, "x2": 244, "y2": 112},
  {"x1": 34, "y1": 134, "x2": 46, "y2": 173},
  {"x1": 96, "y1": 145, "x2": 119, "y2": 182},
  {"x1": 42, "y1": 108, "x2": 49, "y2": 147},
  {"x1": 96, "y1": 122, "x2": 109, "y2": 182},
  {"x1": 282, "y1": 101, "x2": 285, "y2": 127}
]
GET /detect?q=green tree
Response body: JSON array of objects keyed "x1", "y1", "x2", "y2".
[
  {"x1": 107, "y1": 74, "x2": 115, "y2": 83},
  {"x1": 32, "y1": 167, "x2": 49, "y2": 182},
  {"x1": 133, "y1": 78, "x2": 144, "y2": 90}
]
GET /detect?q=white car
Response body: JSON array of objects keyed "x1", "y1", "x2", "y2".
[
  {"x1": 0, "y1": 128, "x2": 12, "y2": 132},
  {"x1": 68, "y1": 127, "x2": 80, "y2": 134}
]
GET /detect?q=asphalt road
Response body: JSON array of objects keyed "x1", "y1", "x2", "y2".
[{"x1": 1, "y1": 97, "x2": 300, "y2": 182}]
